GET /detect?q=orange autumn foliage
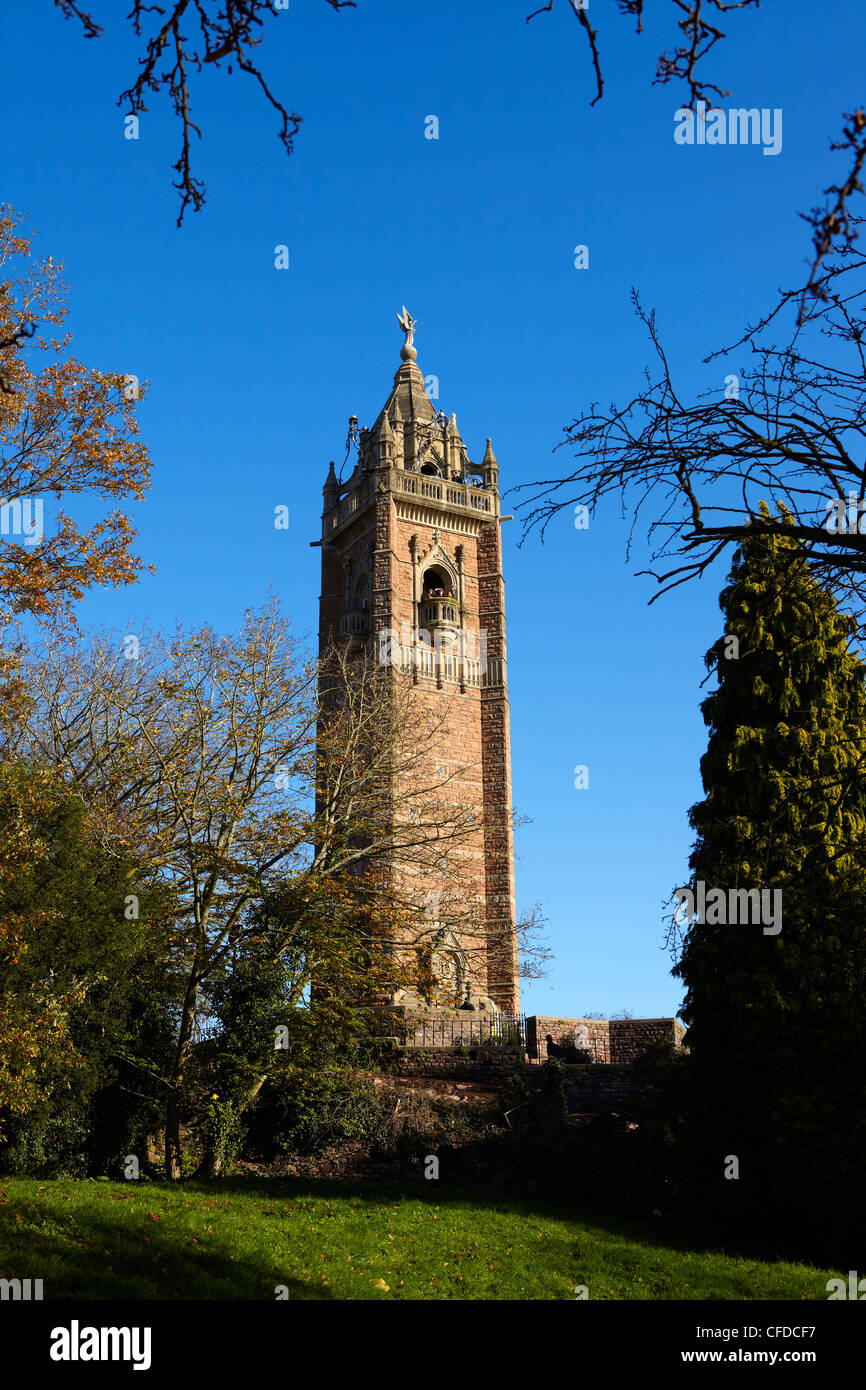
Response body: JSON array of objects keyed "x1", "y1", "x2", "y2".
[{"x1": 0, "y1": 204, "x2": 152, "y2": 629}]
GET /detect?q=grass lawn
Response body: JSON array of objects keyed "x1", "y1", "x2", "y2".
[{"x1": 0, "y1": 1177, "x2": 840, "y2": 1301}]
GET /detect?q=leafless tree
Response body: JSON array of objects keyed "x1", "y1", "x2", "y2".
[
  {"x1": 54, "y1": 0, "x2": 865, "y2": 294},
  {"x1": 56, "y1": 0, "x2": 356, "y2": 224},
  {"x1": 527, "y1": 6, "x2": 865, "y2": 314},
  {"x1": 515, "y1": 184, "x2": 866, "y2": 632}
]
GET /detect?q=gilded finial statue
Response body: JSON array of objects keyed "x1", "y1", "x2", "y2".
[{"x1": 397, "y1": 305, "x2": 418, "y2": 360}]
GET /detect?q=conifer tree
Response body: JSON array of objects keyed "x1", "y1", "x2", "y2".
[
  {"x1": 674, "y1": 509, "x2": 866, "y2": 1261},
  {"x1": 0, "y1": 760, "x2": 174, "y2": 1173}
]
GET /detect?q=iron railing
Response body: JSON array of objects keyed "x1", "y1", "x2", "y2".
[{"x1": 365, "y1": 1007, "x2": 525, "y2": 1050}]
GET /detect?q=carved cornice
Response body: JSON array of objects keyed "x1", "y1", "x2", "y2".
[{"x1": 395, "y1": 500, "x2": 485, "y2": 536}]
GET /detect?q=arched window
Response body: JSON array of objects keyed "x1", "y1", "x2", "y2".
[
  {"x1": 353, "y1": 572, "x2": 370, "y2": 610},
  {"x1": 421, "y1": 565, "x2": 452, "y2": 599},
  {"x1": 420, "y1": 462, "x2": 440, "y2": 476}
]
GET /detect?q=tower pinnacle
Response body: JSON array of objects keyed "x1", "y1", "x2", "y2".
[{"x1": 396, "y1": 305, "x2": 418, "y2": 362}]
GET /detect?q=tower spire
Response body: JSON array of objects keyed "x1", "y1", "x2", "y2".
[{"x1": 370, "y1": 305, "x2": 436, "y2": 434}]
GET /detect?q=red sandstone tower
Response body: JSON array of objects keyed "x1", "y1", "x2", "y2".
[{"x1": 317, "y1": 310, "x2": 519, "y2": 1012}]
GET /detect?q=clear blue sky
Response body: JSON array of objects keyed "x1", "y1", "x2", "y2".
[{"x1": 3, "y1": 0, "x2": 863, "y2": 1018}]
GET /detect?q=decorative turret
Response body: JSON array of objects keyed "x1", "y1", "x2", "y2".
[
  {"x1": 482, "y1": 437, "x2": 499, "y2": 491},
  {"x1": 321, "y1": 313, "x2": 501, "y2": 520},
  {"x1": 358, "y1": 426, "x2": 372, "y2": 471},
  {"x1": 323, "y1": 460, "x2": 339, "y2": 511},
  {"x1": 378, "y1": 410, "x2": 395, "y2": 464},
  {"x1": 448, "y1": 413, "x2": 461, "y2": 478},
  {"x1": 370, "y1": 307, "x2": 437, "y2": 464},
  {"x1": 391, "y1": 398, "x2": 404, "y2": 466}
]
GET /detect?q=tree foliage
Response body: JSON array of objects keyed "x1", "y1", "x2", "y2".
[
  {"x1": 5, "y1": 603, "x2": 507, "y2": 1176},
  {"x1": 671, "y1": 518, "x2": 866, "y2": 1261},
  {"x1": 0, "y1": 207, "x2": 151, "y2": 629},
  {"x1": 0, "y1": 760, "x2": 174, "y2": 1172}
]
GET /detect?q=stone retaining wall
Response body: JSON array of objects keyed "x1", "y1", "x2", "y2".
[
  {"x1": 526, "y1": 1016, "x2": 612, "y2": 1063},
  {"x1": 564, "y1": 1063, "x2": 639, "y2": 1110},
  {"x1": 381, "y1": 1046, "x2": 525, "y2": 1078},
  {"x1": 376, "y1": 1058, "x2": 644, "y2": 1113},
  {"x1": 526, "y1": 1015, "x2": 684, "y2": 1064}
]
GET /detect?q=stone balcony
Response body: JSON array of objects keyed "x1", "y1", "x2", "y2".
[
  {"x1": 398, "y1": 472, "x2": 494, "y2": 515},
  {"x1": 392, "y1": 641, "x2": 505, "y2": 689},
  {"x1": 339, "y1": 608, "x2": 370, "y2": 640},
  {"x1": 419, "y1": 596, "x2": 460, "y2": 630},
  {"x1": 325, "y1": 467, "x2": 497, "y2": 539}
]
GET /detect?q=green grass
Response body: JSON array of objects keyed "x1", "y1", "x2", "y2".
[{"x1": 0, "y1": 1177, "x2": 841, "y2": 1300}]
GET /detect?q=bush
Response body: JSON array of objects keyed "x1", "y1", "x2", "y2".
[
  {"x1": 555, "y1": 1042, "x2": 593, "y2": 1064},
  {"x1": 245, "y1": 1066, "x2": 505, "y2": 1162},
  {"x1": 251, "y1": 1072, "x2": 382, "y2": 1155},
  {"x1": 0, "y1": 1073, "x2": 161, "y2": 1180},
  {"x1": 374, "y1": 1089, "x2": 501, "y2": 1158},
  {"x1": 0, "y1": 1104, "x2": 91, "y2": 1178}
]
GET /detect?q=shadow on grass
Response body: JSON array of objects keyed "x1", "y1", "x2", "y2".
[
  {"x1": 154, "y1": 1171, "x2": 779, "y2": 1269},
  {"x1": 0, "y1": 1191, "x2": 337, "y2": 1301},
  {"x1": 0, "y1": 1155, "x2": 835, "y2": 1302}
]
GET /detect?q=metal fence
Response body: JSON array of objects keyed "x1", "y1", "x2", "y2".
[{"x1": 365, "y1": 1007, "x2": 526, "y2": 1050}]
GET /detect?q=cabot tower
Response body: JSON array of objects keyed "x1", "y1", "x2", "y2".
[{"x1": 317, "y1": 310, "x2": 519, "y2": 1011}]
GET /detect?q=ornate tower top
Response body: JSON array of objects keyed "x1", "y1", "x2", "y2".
[
  {"x1": 322, "y1": 308, "x2": 500, "y2": 512},
  {"x1": 371, "y1": 304, "x2": 437, "y2": 435}
]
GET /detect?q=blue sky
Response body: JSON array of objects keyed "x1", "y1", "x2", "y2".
[{"x1": 3, "y1": 0, "x2": 863, "y2": 1018}]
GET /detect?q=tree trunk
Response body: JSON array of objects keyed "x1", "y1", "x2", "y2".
[
  {"x1": 164, "y1": 1088, "x2": 183, "y2": 1181},
  {"x1": 164, "y1": 975, "x2": 200, "y2": 1180}
]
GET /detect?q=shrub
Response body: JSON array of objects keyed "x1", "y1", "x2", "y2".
[{"x1": 251, "y1": 1072, "x2": 382, "y2": 1155}]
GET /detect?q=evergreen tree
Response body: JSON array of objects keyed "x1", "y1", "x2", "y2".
[
  {"x1": 674, "y1": 511, "x2": 866, "y2": 1262},
  {"x1": 0, "y1": 761, "x2": 176, "y2": 1175}
]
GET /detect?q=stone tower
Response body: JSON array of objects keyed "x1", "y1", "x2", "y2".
[{"x1": 317, "y1": 310, "x2": 519, "y2": 1012}]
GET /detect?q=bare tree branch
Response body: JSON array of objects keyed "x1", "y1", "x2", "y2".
[
  {"x1": 56, "y1": 0, "x2": 356, "y2": 224},
  {"x1": 513, "y1": 237, "x2": 866, "y2": 637},
  {"x1": 656, "y1": 0, "x2": 762, "y2": 107},
  {"x1": 526, "y1": 0, "x2": 761, "y2": 109},
  {"x1": 527, "y1": 0, "x2": 604, "y2": 105},
  {"x1": 54, "y1": 0, "x2": 102, "y2": 39},
  {"x1": 798, "y1": 109, "x2": 866, "y2": 324}
]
